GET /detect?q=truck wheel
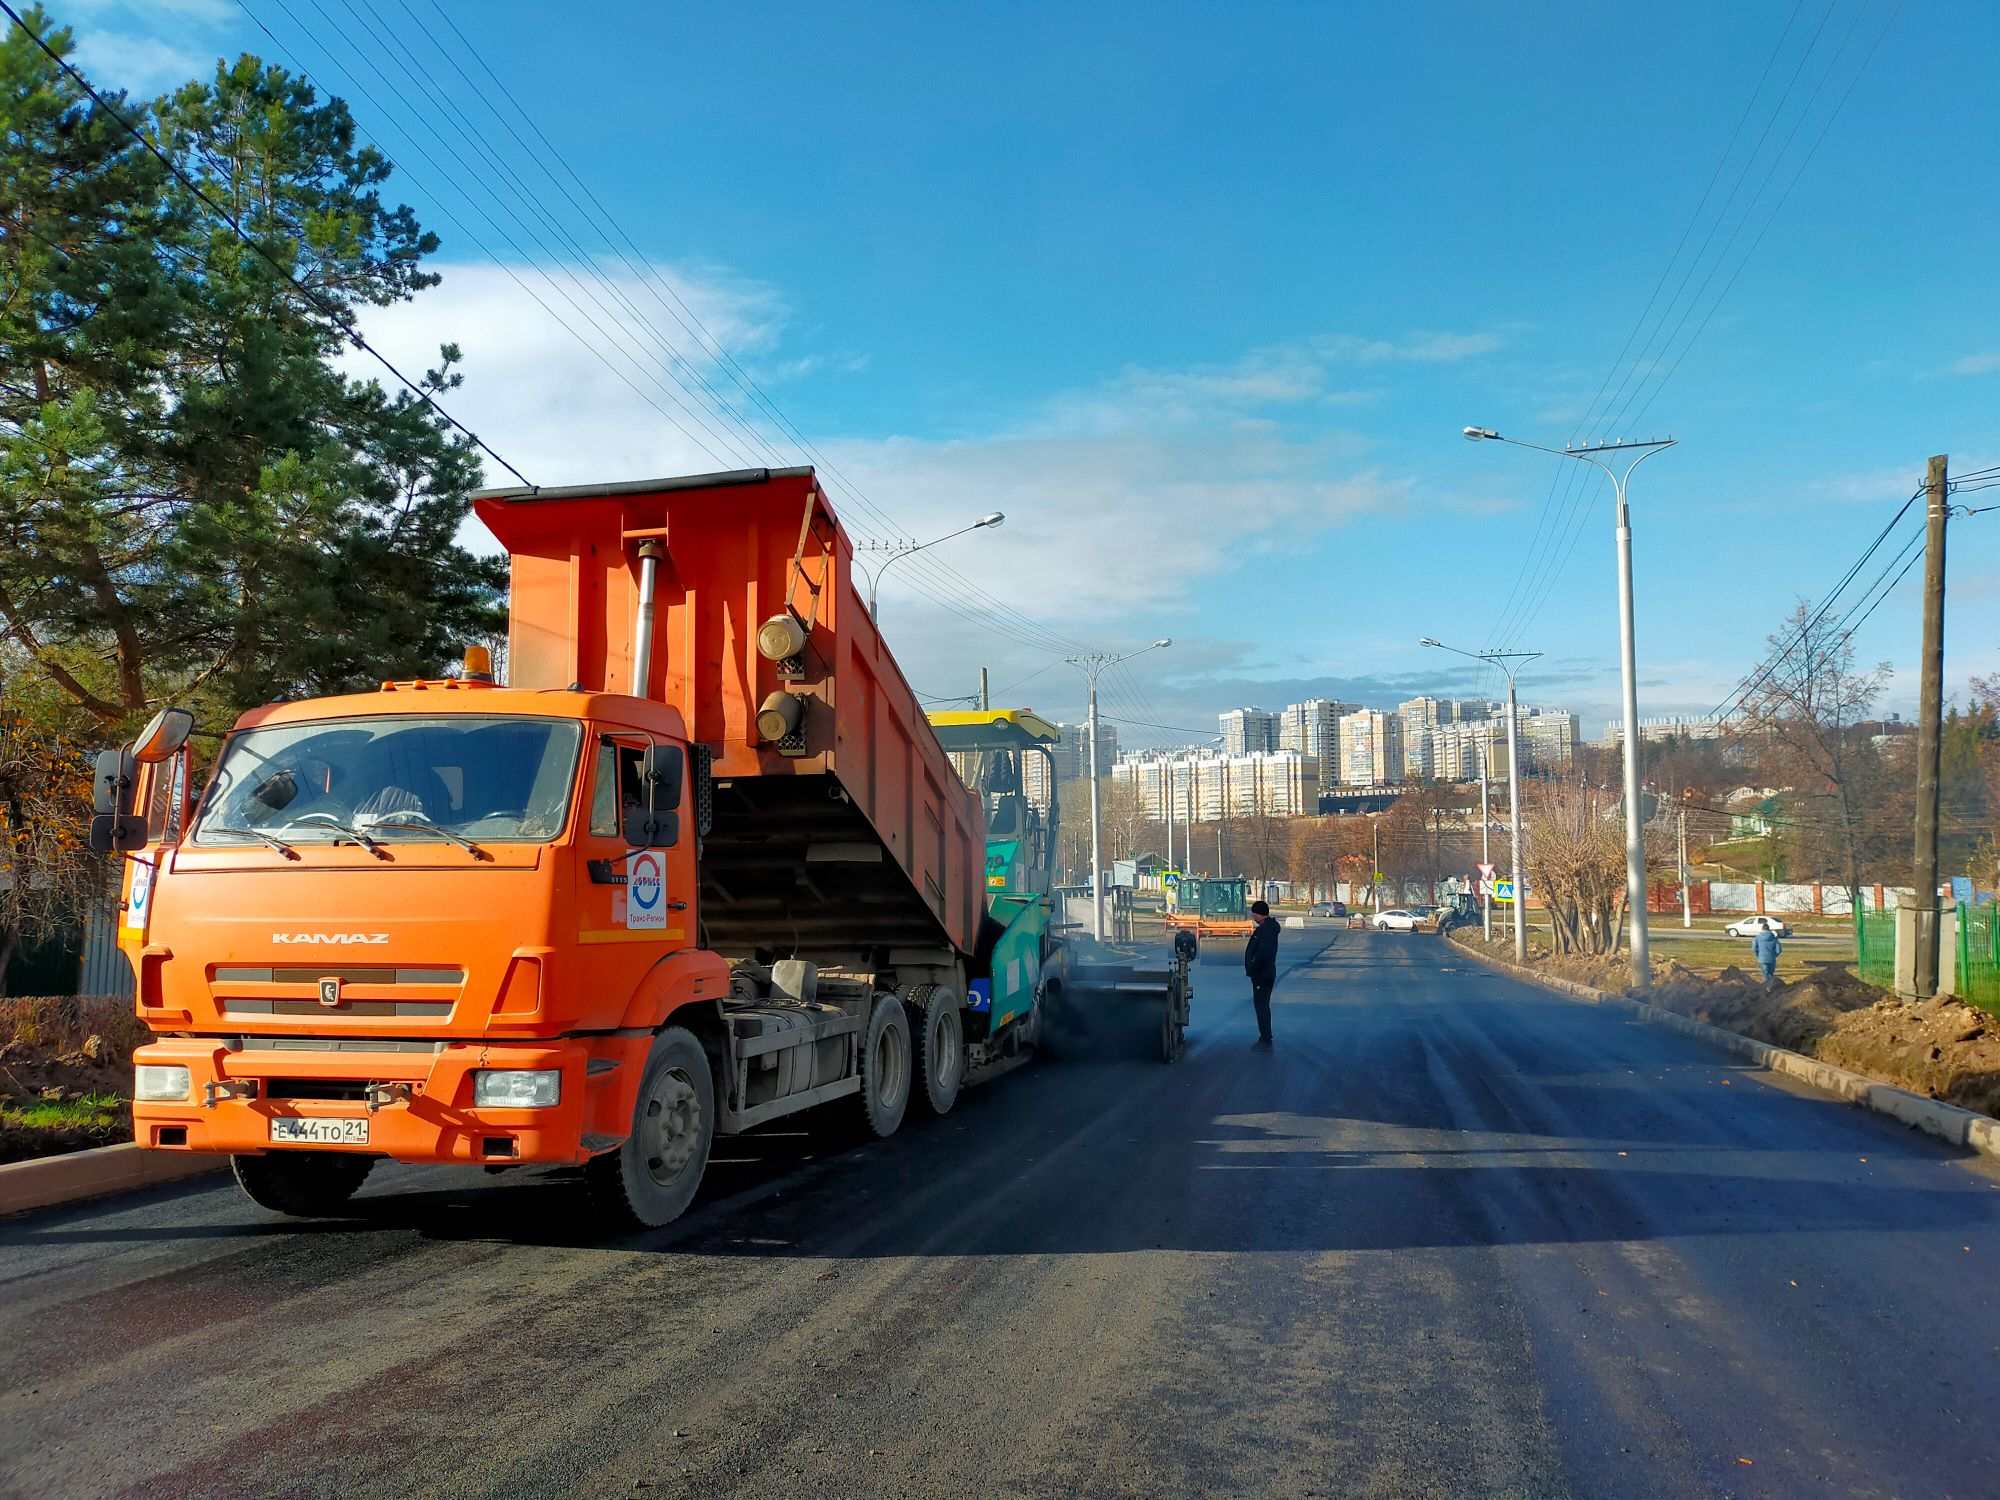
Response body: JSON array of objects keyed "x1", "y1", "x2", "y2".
[
  {"x1": 587, "y1": 1026, "x2": 715, "y2": 1230},
  {"x1": 907, "y1": 986, "x2": 964, "y2": 1117},
  {"x1": 230, "y1": 1151, "x2": 374, "y2": 1217},
  {"x1": 855, "y1": 994, "x2": 911, "y2": 1138}
]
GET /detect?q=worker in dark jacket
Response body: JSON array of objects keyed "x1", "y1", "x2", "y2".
[
  {"x1": 1750, "y1": 920, "x2": 1783, "y2": 985},
  {"x1": 1244, "y1": 900, "x2": 1279, "y2": 1048}
]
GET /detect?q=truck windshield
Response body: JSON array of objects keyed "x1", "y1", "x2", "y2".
[{"x1": 191, "y1": 716, "x2": 582, "y2": 847}]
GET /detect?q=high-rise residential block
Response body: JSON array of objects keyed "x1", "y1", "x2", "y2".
[
  {"x1": 1219, "y1": 707, "x2": 1280, "y2": 754},
  {"x1": 1338, "y1": 710, "x2": 1404, "y2": 786}
]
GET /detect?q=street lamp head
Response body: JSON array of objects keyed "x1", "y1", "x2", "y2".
[
  {"x1": 976, "y1": 511, "x2": 1005, "y2": 528},
  {"x1": 1153, "y1": 637, "x2": 1172, "y2": 649},
  {"x1": 1419, "y1": 637, "x2": 1441, "y2": 648},
  {"x1": 1462, "y1": 426, "x2": 1499, "y2": 442}
]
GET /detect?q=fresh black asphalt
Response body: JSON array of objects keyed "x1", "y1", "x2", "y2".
[{"x1": 3, "y1": 924, "x2": 1996, "y2": 1498}]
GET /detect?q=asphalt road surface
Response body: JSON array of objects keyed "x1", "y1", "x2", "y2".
[{"x1": 5, "y1": 926, "x2": 1998, "y2": 1499}]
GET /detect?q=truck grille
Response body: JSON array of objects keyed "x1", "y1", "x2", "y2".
[{"x1": 211, "y1": 965, "x2": 464, "y2": 1021}]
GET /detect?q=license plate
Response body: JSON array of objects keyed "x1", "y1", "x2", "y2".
[{"x1": 269, "y1": 1117, "x2": 369, "y2": 1145}]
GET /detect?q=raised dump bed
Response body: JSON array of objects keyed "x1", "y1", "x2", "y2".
[{"x1": 476, "y1": 467, "x2": 984, "y2": 968}]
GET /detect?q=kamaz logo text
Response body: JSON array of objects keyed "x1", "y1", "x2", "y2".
[{"x1": 271, "y1": 933, "x2": 390, "y2": 945}]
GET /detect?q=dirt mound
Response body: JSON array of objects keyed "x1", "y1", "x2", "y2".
[{"x1": 1, "y1": 996, "x2": 142, "y2": 1163}]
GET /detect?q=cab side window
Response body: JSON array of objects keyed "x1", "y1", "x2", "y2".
[{"x1": 588, "y1": 741, "x2": 647, "y2": 837}]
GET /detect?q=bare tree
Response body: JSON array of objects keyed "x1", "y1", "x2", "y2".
[
  {"x1": 0, "y1": 685, "x2": 109, "y2": 992},
  {"x1": 1523, "y1": 778, "x2": 1629, "y2": 957},
  {"x1": 1741, "y1": 600, "x2": 1894, "y2": 910}
]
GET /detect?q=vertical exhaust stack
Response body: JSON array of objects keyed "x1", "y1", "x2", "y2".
[{"x1": 630, "y1": 538, "x2": 664, "y2": 696}]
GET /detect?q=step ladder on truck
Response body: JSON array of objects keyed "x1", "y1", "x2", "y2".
[
  {"x1": 94, "y1": 467, "x2": 1061, "y2": 1228},
  {"x1": 928, "y1": 708, "x2": 1193, "y2": 1064}
]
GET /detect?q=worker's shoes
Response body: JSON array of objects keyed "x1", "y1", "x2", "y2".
[{"x1": 1251, "y1": 1036, "x2": 1274, "y2": 1050}]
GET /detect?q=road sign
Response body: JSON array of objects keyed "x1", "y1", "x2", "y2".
[
  {"x1": 1492, "y1": 878, "x2": 1515, "y2": 903},
  {"x1": 1476, "y1": 862, "x2": 1496, "y2": 881}
]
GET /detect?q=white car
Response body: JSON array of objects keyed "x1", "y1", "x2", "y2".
[
  {"x1": 1724, "y1": 916, "x2": 1793, "y2": 939},
  {"x1": 1373, "y1": 909, "x2": 1421, "y2": 932}
]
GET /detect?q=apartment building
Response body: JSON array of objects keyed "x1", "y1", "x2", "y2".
[
  {"x1": 1523, "y1": 708, "x2": 1579, "y2": 769},
  {"x1": 1219, "y1": 707, "x2": 1280, "y2": 754},
  {"x1": 1114, "y1": 749, "x2": 1319, "y2": 821},
  {"x1": 1600, "y1": 716, "x2": 1722, "y2": 746},
  {"x1": 1279, "y1": 698, "x2": 1359, "y2": 777},
  {"x1": 1337, "y1": 710, "x2": 1404, "y2": 786}
]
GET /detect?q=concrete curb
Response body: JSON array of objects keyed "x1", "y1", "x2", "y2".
[
  {"x1": 1446, "y1": 930, "x2": 2000, "y2": 1161},
  {"x1": 0, "y1": 1141, "x2": 227, "y2": 1217}
]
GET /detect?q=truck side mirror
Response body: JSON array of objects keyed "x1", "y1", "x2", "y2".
[
  {"x1": 623, "y1": 807, "x2": 680, "y2": 849},
  {"x1": 89, "y1": 748, "x2": 147, "y2": 853},
  {"x1": 132, "y1": 706, "x2": 194, "y2": 764},
  {"x1": 641, "y1": 744, "x2": 684, "y2": 811}
]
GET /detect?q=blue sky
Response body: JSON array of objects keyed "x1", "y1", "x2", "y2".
[{"x1": 62, "y1": 0, "x2": 2000, "y2": 742}]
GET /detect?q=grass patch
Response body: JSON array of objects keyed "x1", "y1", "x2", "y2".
[{"x1": 3, "y1": 1091, "x2": 125, "y2": 1131}]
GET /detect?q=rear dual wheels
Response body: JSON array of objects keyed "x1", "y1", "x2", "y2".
[
  {"x1": 856, "y1": 994, "x2": 912, "y2": 1137},
  {"x1": 906, "y1": 985, "x2": 965, "y2": 1117},
  {"x1": 588, "y1": 1026, "x2": 715, "y2": 1230}
]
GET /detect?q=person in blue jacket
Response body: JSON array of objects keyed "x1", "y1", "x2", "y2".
[
  {"x1": 1244, "y1": 900, "x2": 1279, "y2": 1048},
  {"x1": 1750, "y1": 919, "x2": 1782, "y2": 984}
]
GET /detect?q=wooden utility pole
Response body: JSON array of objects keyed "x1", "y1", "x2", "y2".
[{"x1": 1913, "y1": 454, "x2": 1949, "y2": 998}]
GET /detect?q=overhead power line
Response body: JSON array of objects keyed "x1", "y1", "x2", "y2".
[
  {"x1": 397, "y1": 0, "x2": 1089, "y2": 659},
  {"x1": 0, "y1": 0, "x2": 533, "y2": 488},
  {"x1": 1713, "y1": 484, "x2": 1927, "y2": 724},
  {"x1": 1485, "y1": 0, "x2": 1902, "y2": 664}
]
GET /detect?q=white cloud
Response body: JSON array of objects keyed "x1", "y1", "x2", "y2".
[
  {"x1": 348, "y1": 268, "x2": 1493, "y2": 719},
  {"x1": 1949, "y1": 352, "x2": 2000, "y2": 376},
  {"x1": 1311, "y1": 331, "x2": 1505, "y2": 364},
  {"x1": 343, "y1": 259, "x2": 793, "y2": 489},
  {"x1": 71, "y1": 31, "x2": 211, "y2": 93}
]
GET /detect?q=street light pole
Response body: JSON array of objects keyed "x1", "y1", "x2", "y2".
[
  {"x1": 1479, "y1": 744, "x2": 1492, "y2": 941},
  {"x1": 857, "y1": 512, "x2": 1005, "y2": 619},
  {"x1": 1066, "y1": 638, "x2": 1172, "y2": 940},
  {"x1": 1421, "y1": 638, "x2": 1540, "y2": 964},
  {"x1": 1464, "y1": 425, "x2": 1674, "y2": 988}
]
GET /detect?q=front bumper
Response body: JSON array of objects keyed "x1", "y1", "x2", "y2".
[{"x1": 131, "y1": 1034, "x2": 650, "y2": 1164}]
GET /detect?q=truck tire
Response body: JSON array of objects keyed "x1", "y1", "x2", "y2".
[
  {"x1": 587, "y1": 1026, "x2": 715, "y2": 1230},
  {"x1": 230, "y1": 1151, "x2": 374, "y2": 1217},
  {"x1": 906, "y1": 985, "x2": 964, "y2": 1117},
  {"x1": 855, "y1": 993, "x2": 911, "y2": 1139}
]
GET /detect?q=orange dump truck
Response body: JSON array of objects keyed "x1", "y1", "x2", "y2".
[{"x1": 95, "y1": 468, "x2": 1008, "y2": 1226}]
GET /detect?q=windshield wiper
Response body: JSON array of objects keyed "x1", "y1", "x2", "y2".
[
  {"x1": 208, "y1": 824, "x2": 300, "y2": 860},
  {"x1": 357, "y1": 812, "x2": 490, "y2": 861},
  {"x1": 287, "y1": 811, "x2": 389, "y2": 858}
]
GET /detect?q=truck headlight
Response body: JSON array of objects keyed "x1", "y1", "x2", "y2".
[
  {"x1": 473, "y1": 1069, "x2": 561, "y2": 1108},
  {"x1": 135, "y1": 1064, "x2": 191, "y2": 1102}
]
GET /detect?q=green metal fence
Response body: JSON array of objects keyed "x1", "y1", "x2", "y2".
[
  {"x1": 1853, "y1": 904, "x2": 1895, "y2": 989},
  {"x1": 1855, "y1": 900, "x2": 2000, "y2": 1013},
  {"x1": 1960, "y1": 901, "x2": 1999, "y2": 1015}
]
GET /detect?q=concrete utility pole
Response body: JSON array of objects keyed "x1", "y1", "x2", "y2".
[
  {"x1": 1679, "y1": 808, "x2": 1692, "y2": 929},
  {"x1": 1065, "y1": 639, "x2": 1171, "y2": 940},
  {"x1": 1913, "y1": 454, "x2": 1949, "y2": 997},
  {"x1": 1480, "y1": 750, "x2": 1492, "y2": 940},
  {"x1": 1464, "y1": 425, "x2": 1674, "y2": 987},
  {"x1": 1185, "y1": 759, "x2": 1196, "y2": 874},
  {"x1": 979, "y1": 666, "x2": 989, "y2": 711},
  {"x1": 1503, "y1": 678, "x2": 1525, "y2": 963},
  {"x1": 1421, "y1": 638, "x2": 1537, "y2": 964}
]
